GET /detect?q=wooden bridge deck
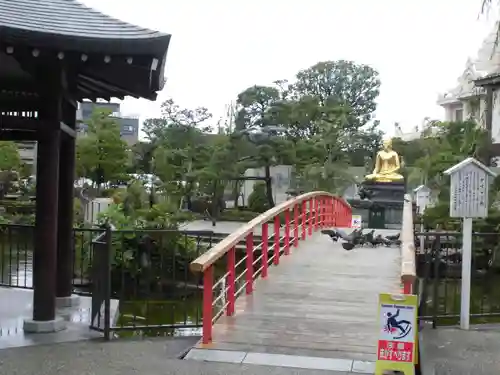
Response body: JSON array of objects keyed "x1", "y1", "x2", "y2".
[{"x1": 197, "y1": 230, "x2": 401, "y2": 363}]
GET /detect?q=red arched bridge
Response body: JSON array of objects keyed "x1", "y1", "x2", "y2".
[{"x1": 187, "y1": 191, "x2": 416, "y2": 371}]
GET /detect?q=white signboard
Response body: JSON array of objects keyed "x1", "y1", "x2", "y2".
[
  {"x1": 444, "y1": 157, "x2": 496, "y2": 330},
  {"x1": 351, "y1": 215, "x2": 362, "y2": 229},
  {"x1": 444, "y1": 157, "x2": 495, "y2": 218},
  {"x1": 414, "y1": 185, "x2": 431, "y2": 214}
]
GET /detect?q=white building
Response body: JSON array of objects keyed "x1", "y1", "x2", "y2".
[
  {"x1": 437, "y1": 22, "x2": 500, "y2": 138},
  {"x1": 394, "y1": 118, "x2": 436, "y2": 141},
  {"x1": 437, "y1": 57, "x2": 487, "y2": 126}
]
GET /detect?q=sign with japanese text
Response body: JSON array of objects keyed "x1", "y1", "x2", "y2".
[
  {"x1": 375, "y1": 293, "x2": 418, "y2": 375},
  {"x1": 351, "y1": 215, "x2": 362, "y2": 229},
  {"x1": 444, "y1": 157, "x2": 495, "y2": 218}
]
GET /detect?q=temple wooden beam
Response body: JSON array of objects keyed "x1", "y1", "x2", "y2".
[
  {"x1": 0, "y1": 98, "x2": 40, "y2": 111},
  {"x1": 60, "y1": 122, "x2": 76, "y2": 138},
  {"x1": 0, "y1": 116, "x2": 39, "y2": 131},
  {"x1": 0, "y1": 130, "x2": 37, "y2": 141}
]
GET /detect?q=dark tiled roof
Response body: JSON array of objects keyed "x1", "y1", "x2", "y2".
[
  {"x1": 0, "y1": 0, "x2": 171, "y2": 100},
  {"x1": 0, "y1": 0, "x2": 171, "y2": 54}
]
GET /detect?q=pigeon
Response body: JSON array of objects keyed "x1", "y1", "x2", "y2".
[{"x1": 321, "y1": 229, "x2": 339, "y2": 242}]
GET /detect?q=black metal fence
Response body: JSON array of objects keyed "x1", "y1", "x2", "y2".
[
  {"x1": 0, "y1": 224, "x2": 103, "y2": 292},
  {"x1": 89, "y1": 228, "x2": 221, "y2": 338},
  {"x1": 416, "y1": 231, "x2": 500, "y2": 326},
  {"x1": 0, "y1": 224, "x2": 220, "y2": 337}
]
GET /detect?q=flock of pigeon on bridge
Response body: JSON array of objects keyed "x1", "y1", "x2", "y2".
[{"x1": 321, "y1": 228, "x2": 401, "y2": 250}]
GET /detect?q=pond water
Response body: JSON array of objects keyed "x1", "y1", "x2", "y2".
[
  {"x1": 6, "y1": 246, "x2": 500, "y2": 332},
  {"x1": 0, "y1": 247, "x2": 204, "y2": 335}
]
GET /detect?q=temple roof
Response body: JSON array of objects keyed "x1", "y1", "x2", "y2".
[
  {"x1": 0, "y1": 0, "x2": 170, "y2": 54},
  {"x1": 0, "y1": 0, "x2": 171, "y2": 101}
]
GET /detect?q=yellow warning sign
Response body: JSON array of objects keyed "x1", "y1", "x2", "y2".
[{"x1": 375, "y1": 293, "x2": 418, "y2": 375}]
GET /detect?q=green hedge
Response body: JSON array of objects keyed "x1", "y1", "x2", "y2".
[{"x1": 0, "y1": 200, "x2": 35, "y2": 215}]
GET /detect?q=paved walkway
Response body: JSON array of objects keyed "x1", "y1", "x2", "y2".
[
  {"x1": 0, "y1": 338, "x2": 351, "y2": 375},
  {"x1": 187, "y1": 230, "x2": 401, "y2": 373},
  {"x1": 421, "y1": 323, "x2": 500, "y2": 374}
]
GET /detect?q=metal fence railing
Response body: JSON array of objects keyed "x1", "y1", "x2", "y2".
[
  {"x1": 88, "y1": 227, "x2": 223, "y2": 338},
  {"x1": 415, "y1": 231, "x2": 500, "y2": 326}
]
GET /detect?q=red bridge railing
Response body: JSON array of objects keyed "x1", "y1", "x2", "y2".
[{"x1": 190, "y1": 191, "x2": 352, "y2": 345}]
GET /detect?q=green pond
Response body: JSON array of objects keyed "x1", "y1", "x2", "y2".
[{"x1": 0, "y1": 245, "x2": 225, "y2": 336}]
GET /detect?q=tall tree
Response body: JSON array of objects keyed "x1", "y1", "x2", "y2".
[
  {"x1": 0, "y1": 141, "x2": 21, "y2": 171},
  {"x1": 275, "y1": 60, "x2": 382, "y2": 166},
  {"x1": 129, "y1": 141, "x2": 156, "y2": 174},
  {"x1": 146, "y1": 99, "x2": 214, "y2": 208},
  {"x1": 402, "y1": 121, "x2": 491, "y2": 195},
  {"x1": 76, "y1": 108, "x2": 129, "y2": 188},
  {"x1": 235, "y1": 85, "x2": 294, "y2": 207},
  {"x1": 293, "y1": 110, "x2": 355, "y2": 192},
  {"x1": 293, "y1": 60, "x2": 380, "y2": 130}
]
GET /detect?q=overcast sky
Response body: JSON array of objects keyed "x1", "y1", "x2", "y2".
[{"x1": 81, "y1": 0, "x2": 498, "y2": 136}]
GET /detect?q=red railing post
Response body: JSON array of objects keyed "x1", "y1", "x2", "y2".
[
  {"x1": 245, "y1": 232, "x2": 254, "y2": 294},
  {"x1": 273, "y1": 215, "x2": 280, "y2": 265},
  {"x1": 261, "y1": 223, "x2": 268, "y2": 278},
  {"x1": 284, "y1": 209, "x2": 290, "y2": 255},
  {"x1": 314, "y1": 198, "x2": 319, "y2": 231},
  {"x1": 301, "y1": 200, "x2": 306, "y2": 240},
  {"x1": 226, "y1": 246, "x2": 236, "y2": 316},
  {"x1": 341, "y1": 204, "x2": 346, "y2": 227},
  {"x1": 202, "y1": 265, "x2": 213, "y2": 344},
  {"x1": 326, "y1": 197, "x2": 331, "y2": 227},
  {"x1": 293, "y1": 203, "x2": 299, "y2": 247},
  {"x1": 308, "y1": 199, "x2": 313, "y2": 236},
  {"x1": 345, "y1": 205, "x2": 350, "y2": 227},
  {"x1": 331, "y1": 197, "x2": 335, "y2": 226},
  {"x1": 403, "y1": 280, "x2": 412, "y2": 294},
  {"x1": 333, "y1": 199, "x2": 338, "y2": 227},
  {"x1": 320, "y1": 197, "x2": 325, "y2": 228}
]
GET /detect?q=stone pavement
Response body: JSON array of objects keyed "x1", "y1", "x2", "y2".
[
  {"x1": 0, "y1": 337, "x2": 356, "y2": 375},
  {"x1": 420, "y1": 323, "x2": 500, "y2": 374}
]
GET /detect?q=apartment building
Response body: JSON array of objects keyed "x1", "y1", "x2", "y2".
[
  {"x1": 77, "y1": 101, "x2": 139, "y2": 146},
  {"x1": 17, "y1": 101, "x2": 140, "y2": 170}
]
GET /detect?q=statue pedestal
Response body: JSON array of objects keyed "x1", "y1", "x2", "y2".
[
  {"x1": 358, "y1": 181, "x2": 406, "y2": 229},
  {"x1": 359, "y1": 180, "x2": 405, "y2": 202}
]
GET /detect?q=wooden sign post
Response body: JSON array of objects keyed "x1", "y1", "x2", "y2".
[{"x1": 444, "y1": 157, "x2": 496, "y2": 330}]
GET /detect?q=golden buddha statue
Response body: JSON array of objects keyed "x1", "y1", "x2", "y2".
[{"x1": 365, "y1": 138, "x2": 404, "y2": 183}]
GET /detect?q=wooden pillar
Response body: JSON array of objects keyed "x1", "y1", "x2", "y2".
[
  {"x1": 33, "y1": 126, "x2": 61, "y2": 321},
  {"x1": 31, "y1": 72, "x2": 64, "y2": 322},
  {"x1": 56, "y1": 99, "x2": 77, "y2": 300},
  {"x1": 56, "y1": 132, "x2": 76, "y2": 298}
]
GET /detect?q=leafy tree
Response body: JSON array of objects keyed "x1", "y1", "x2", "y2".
[
  {"x1": 292, "y1": 111, "x2": 355, "y2": 192},
  {"x1": 0, "y1": 141, "x2": 21, "y2": 171},
  {"x1": 194, "y1": 135, "x2": 245, "y2": 220},
  {"x1": 248, "y1": 181, "x2": 269, "y2": 213},
  {"x1": 0, "y1": 142, "x2": 21, "y2": 199},
  {"x1": 292, "y1": 60, "x2": 380, "y2": 130},
  {"x1": 235, "y1": 85, "x2": 295, "y2": 207},
  {"x1": 129, "y1": 141, "x2": 155, "y2": 174},
  {"x1": 145, "y1": 99, "x2": 215, "y2": 208},
  {"x1": 76, "y1": 108, "x2": 129, "y2": 189},
  {"x1": 144, "y1": 99, "x2": 212, "y2": 142},
  {"x1": 273, "y1": 61, "x2": 382, "y2": 167}
]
